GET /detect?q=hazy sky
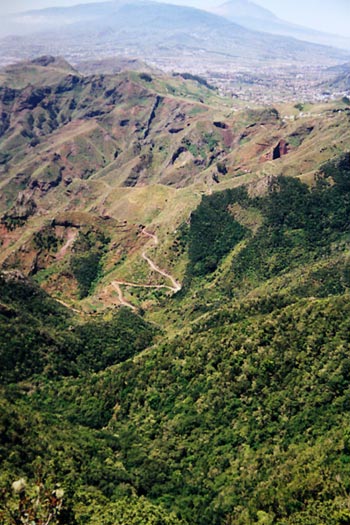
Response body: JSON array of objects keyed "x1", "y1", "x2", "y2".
[
  {"x1": 253, "y1": 0, "x2": 350, "y2": 37},
  {"x1": 1, "y1": 0, "x2": 349, "y2": 38}
]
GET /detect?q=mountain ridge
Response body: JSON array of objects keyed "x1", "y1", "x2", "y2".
[
  {"x1": 2, "y1": 154, "x2": 350, "y2": 524},
  {"x1": 0, "y1": 0, "x2": 348, "y2": 73},
  {"x1": 2, "y1": 52, "x2": 350, "y2": 525},
  {"x1": 1, "y1": 57, "x2": 350, "y2": 311},
  {"x1": 212, "y1": 0, "x2": 350, "y2": 51}
]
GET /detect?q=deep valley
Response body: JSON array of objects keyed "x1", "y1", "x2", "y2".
[{"x1": 1, "y1": 4, "x2": 350, "y2": 523}]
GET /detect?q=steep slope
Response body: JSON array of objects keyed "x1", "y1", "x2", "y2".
[
  {"x1": 2, "y1": 47, "x2": 350, "y2": 525},
  {"x1": 1, "y1": 59, "x2": 350, "y2": 311},
  {"x1": 0, "y1": 270, "x2": 157, "y2": 383},
  {"x1": 2, "y1": 156, "x2": 350, "y2": 525},
  {"x1": 327, "y1": 63, "x2": 350, "y2": 92}
]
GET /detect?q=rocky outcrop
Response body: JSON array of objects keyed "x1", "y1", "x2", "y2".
[
  {"x1": 31, "y1": 56, "x2": 56, "y2": 67},
  {"x1": 0, "y1": 86, "x2": 17, "y2": 105},
  {"x1": 272, "y1": 139, "x2": 289, "y2": 160},
  {"x1": 123, "y1": 152, "x2": 153, "y2": 187},
  {"x1": 0, "y1": 111, "x2": 10, "y2": 137},
  {"x1": 171, "y1": 146, "x2": 188, "y2": 165},
  {"x1": 14, "y1": 86, "x2": 51, "y2": 112},
  {"x1": 1, "y1": 192, "x2": 37, "y2": 229},
  {"x1": 54, "y1": 74, "x2": 82, "y2": 94},
  {"x1": 168, "y1": 127, "x2": 183, "y2": 134},
  {"x1": 30, "y1": 166, "x2": 63, "y2": 194},
  {"x1": 261, "y1": 139, "x2": 290, "y2": 162},
  {"x1": 287, "y1": 125, "x2": 314, "y2": 146}
]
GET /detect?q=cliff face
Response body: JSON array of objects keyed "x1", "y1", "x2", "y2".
[{"x1": 272, "y1": 138, "x2": 289, "y2": 159}]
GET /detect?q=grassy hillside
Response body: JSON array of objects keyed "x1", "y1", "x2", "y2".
[
  {"x1": 2, "y1": 155, "x2": 350, "y2": 524},
  {"x1": 2, "y1": 58, "x2": 350, "y2": 525},
  {"x1": 1, "y1": 59, "x2": 350, "y2": 312}
]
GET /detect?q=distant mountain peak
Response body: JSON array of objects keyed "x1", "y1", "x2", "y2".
[
  {"x1": 0, "y1": 0, "x2": 348, "y2": 73},
  {"x1": 211, "y1": 0, "x2": 350, "y2": 51},
  {"x1": 30, "y1": 55, "x2": 77, "y2": 71},
  {"x1": 213, "y1": 0, "x2": 279, "y2": 23},
  {"x1": 2, "y1": 55, "x2": 78, "y2": 76}
]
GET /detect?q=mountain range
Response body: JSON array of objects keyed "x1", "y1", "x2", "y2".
[
  {"x1": 1, "y1": 56, "x2": 350, "y2": 308},
  {"x1": 2, "y1": 4, "x2": 350, "y2": 524},
  {"x1": 212, "y1": 0, "x2": 350, "y2": 51},
  {"x1": 0, "y1": 0, "x2": 349, "y2": 75},
  {"x1": 2, "y1": 54, "x2": 350, "y2": 525}
]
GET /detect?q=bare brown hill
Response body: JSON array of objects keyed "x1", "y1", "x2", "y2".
[{"x1": 1, "y1": 58, "x2": 350, "y2": 310}]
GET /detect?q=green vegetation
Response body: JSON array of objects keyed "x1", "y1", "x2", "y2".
[
  {"x1": 229, "y1": 157, "x2": 350, "y2": 294},
  {"x1": 187, "y1": 188, "x2": 248, "y2": 277},
  {"x1": 2, "y1": 154, "x2": 350, "y2": 524},
  {"x1": 182, "y1": 153, "x2": 350, "y2": 300},
  {"x1": 139, "y1": 73, "x2": 153, "y2": 83},
  {"x1": 33, "y1": 225, "x2": 60, "y2": 252},
  {"x1": 0, "y1": 273, "x2": 156, "y2": 383},
  {"x1": 286, "y1": 135, "x2": 301, "y2": 148},
  {"x1": 87, "y1": 497, "x2": 184, "y2": 525},
  {"x1": 70, "y1": 228, "x2": 110, "y2": 298},
  {"x1": 71, "y1": 251, "x2": 102, "y2": 298},
  {"x1": 71, "y1": 308, "x2": 157, "y2": 375},
  {"x1": 2, "y1": 57, "x2": 350, "y2": 525},
  {"x1": 100, "y1": 293, "x2": 350, "y2": 525}
]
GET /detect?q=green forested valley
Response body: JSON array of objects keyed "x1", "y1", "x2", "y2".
[{"x1": 2, "y1": 153, "x2": 350, "y2": 524}]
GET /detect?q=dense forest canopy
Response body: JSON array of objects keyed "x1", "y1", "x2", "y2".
[{"x1": 1, "y1": 155, "x2": 350, "y2": 524}]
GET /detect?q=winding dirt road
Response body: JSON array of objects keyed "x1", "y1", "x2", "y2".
[
  {"x1": 112, "y1": 229, "x2": 181, "y2": 309},
  {"x1": 55, "y1": 298, "x2": 83, "y2": 314},
  {"x1": 112, "y1": 282, "x2": 136, "y2": 311},
  {"x1": 141, "y1": 229, "x2": 159, "y2": 245},
  {"x1": 141, "y1": 251, "x2": 181, "y2": 292}
]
